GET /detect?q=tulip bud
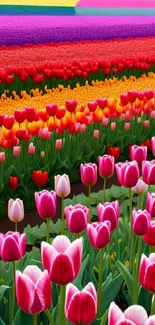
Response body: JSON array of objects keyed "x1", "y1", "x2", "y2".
[
  {"x1": 55, "y1": 139, "x2": 63, "y2": 150},
  {"x1": 132, "y1": 209, "x2": 150, "y2": 235},
  {"x1": 143, "y1": 220, "x2": 155, "y2": 246},
  {"x1": 35, "y1": 190, "x2": 56, "y2": 219},
  {"x1": 80, "y1": 163, "x2": 97, "y2": 187},
  {"x1": 110, "y1": 122, "x2": 116, "y2": 131},
  {"x1": 13, "y1": 146, "x2": 20, "y2": 157},
  {"x1": 102, "y1": 117, "x2": 109, "y2": 126},
  {"x1": 38, "y1": 128, "x2": 51, "y2": 140},
  {"x1": 81, "y1": 124, "x2": 86, "y2": 133},
  {"x1": 8, "y1": 176, "x2": 18, "y2": 190},
  {"x1": 0, "y1": 232, "x2": 26, "y2": 262},
  {"x1": 87, "y1": 221, "x2": 111, "y2": 249},
  {"x1": 142, "y1": 160, "x2": 155, "y2": 185},
  {"x1": 28, "y1": 142, "x2": 35, "y2": 155},
  {"x1": 151, "y1": 136, "x2": 155, "y2": 157},
  {"x1": 65, "y1": 204, "x2": 89, "y2": 233},
  {"x1": 97, "y1": 201, "x2": 120, "y2": 231},
  {"x1": 93, "y1": 130, "x2": 99, "y2": 139},
  {"x1": 98, "y1": 154, "x2": 114, "y2": 179},
  {"x1": 151, "y1": 111, "x2": 155, "y2": 119},
  {"x1": 55, "y1": 174, "x2": 70, "y2": 198},
  {"x1": 130, "y1": 145, "x2": 147, "y2": 165},
  {"x1": 125, "y1": 122, "x2": 130, "y2": 131},
  {"x1": 132, "y1": 179, "x2": 148, "y2": 194},
  {"x1": 146, "y1": 193, "x2": 155, "y2": 218},
  {"x1": 0, "y1": 152, "x2": 6, "y2": 163},
  {"x1": 40, "y1": 151, "x2": 45, "y2": 158},
  {"x1": 108, "y1": 302, "x2": 148, "y2": 325},
  {"x1": 8, "y1": 198, "x2": 24, "y2": 223},
  {"x1": 115, "y1": 161, "x2": 140, "y2": 188},
  {"x1": 139, "y1": 253, "x2": 155, "y2": 292},
  {"x1": 143, "y1": 120, "x2": 149, "y2": 128}
]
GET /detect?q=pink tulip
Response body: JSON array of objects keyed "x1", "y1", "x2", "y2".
[
  {"x1": 97, "y1": 201, "x2": 120, "y2": 231},
  {"x1": 55, "y1": 139, "x2": 63, "y2": 150},
  {"x1": 98, "y1": 154, "x2": 115, "y2": 179},
  {"x1": 143, "y1": 120, "x2": 149, "y2": 128},
  {"x1": 16, "y1": 265, "x2": 52, "y2": 314},
  {"x1": 80, "y1": 163, "x2": 97, "y2": 187},
  {"x1": 13, "y1": 146, "x2": 20, "y2": 157},
  {"x1": 146, "y1": 193, "x2": 155, "y2": 218},
  {"x1": 38, "y1": 128, "x2": 51, "y2": 140},
  {"x1": 110, "y1": 122, "x2": 116, "y2": 131},
  {"x1": 8, "y1": 198, "x2": 24, "y2": 223},
  {"x1": 108, "y1": 302, "x2": 149, "y2": 325},
  {"x1": 125, "y1": 110, "x2": 132, "y2": 120},
  {"x1": 55, "y1": 174, "x2": 71, "y2": 198},
  {"x1": 125, "y1": 122, "x2": 130, "y2": 131},
  {"x1": 93, "y1": 130, "x2": 99, "y2": 139},
  {"x1": 146, "y1": 316, "x2": 155, "y2": 325},
  {"x1": 151, "y1": 111, "x2": 155, "y2": 119},
  {"x1": 40, "y1": 151, "x2": 45, "y2": 158},
  {"x1": 139, "y1": 253, "x2": 155, "y2": 293},
  {"x1": 143, "y1": 220, "x2": 155, "y2": 246},
  {"x1": 41, "y1": 235, "x2": 83, "y2": 285},
  {"x1": 142, "y1": 160, "x2": 155, "y2": 185},
  {"x1": 0, "y1": 152, "x2": 5, "y2": 163},
  {"x1": 65, "y1": 204, "x2": 89, "y2": 233},
  {"x1": 130, "y1": 145, "x2": 147, "y2": 164},
  {"x1": 102, "y1": 117, "x2": 109, "y2": 126},
  {"x1": 115, "y1": 161, "x2": 140, "y2": 188},
  {"x1": 0, "y1": 232, "x2": 26, "y2": 262},
  {"x1": 132, "y1": 209, "x2": 150, "y2": 235},
  {"x1": 28, "y1": 142, "x2": 35, "y2": 155},
  {"x1": 132, "y1": 179, "x2": 148, "y2": 194},
  {"x1": 81, "y1": 124, "x2": 86, "y2": 133},
  {"x1": 120, "y1": 114, "x2": 126, "y2": 121},
  {"x1": 65, "y1": 282, "x2": 97, "y2": 325},
  {"x1": 151, "y1": 136, "x2": 155, "y2": 157},
  {"x1": 87, "y1": 221, "x2": 111, "y2": 250},
  {"x1": 35, "y1": 190, "x2": 56, "y2": 219}
]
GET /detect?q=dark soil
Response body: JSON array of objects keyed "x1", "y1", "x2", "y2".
[{"x1": 0, "y1": 174, "x2": 119, "y2": 234}]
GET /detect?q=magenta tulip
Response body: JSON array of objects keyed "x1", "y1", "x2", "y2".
[
  {"x1": 80, "y1": 163, "x2": 97, "y2": 187},
  {"x1": 132, "y1": 179, "x2": 148, "y2": 195},
  {"x1": 65, "y1": 282, "x2": 97, "y2": 325},
  {"x1": 55, "y1": 174, "x2": 71, "y2": 198},
  {"x1": 93, "y1": 130, "x2": 99, "y2": 139},
  {"x1": 41, "y1": 235, "x2": 83, "y2": 285},
  {"x1": 142, "y1": 160, "x2": 155, "y2": 185},
  {"x1": 8, "y1": 198, "x2": 24, "y2": 223},
  {"x1": 132, "y1": 209, "x2": 150, "y2": 236},
  {"x1": 0, "y1": 232, "x2": 26, "y2": 262},
  {"x1": 115, "y1": 161, "x2": 139, "y2": 188},
  {"x1": 98, "y1": 154, "x2": 115, "y2": 179},
  {"x1": 16, "y1": 265, "x2": 52, "y2": 314},
  {"x1": 55, "y1": 139, "x2": 63, "y2": 150},
  {"x1": 35, "y1": 190, "x2": 56, "y2": 219},
  {"x1": 143, "y1": 220, "x2": 155, "y2": 246},
  {"x1": 65, "y1": 204, "x2": 89, "y2": 233},
  {"x1": 146, "y1": 193, "x2": 155, "y2": 218},
  {"x1": 87, "y1": 221, "x2": 111, "y2": 250},
  {"x1": 108, "y1": 302, "x2": 149, "y2": 325},
  {"x1": 0, "y1": 152, "x2": 5, "y2": 163},
  {"x1": 130, "y1": 145, "x2": 147, "y2": 165},
  {"x1": 13, "y1": 146, "x2": 21, "y2": 157},
  {"x1": 125, "y1": 122, "x2": 130, "y2": 131},
  {"x1": 151, "y1": 136, "x2": 155, "y2": 157},
  {"x1": 97, "y1": 201, "x2": 120, "y2": 231},
  {"x1": 139, "y1": 253, "x2": 155, "y2": 293}
]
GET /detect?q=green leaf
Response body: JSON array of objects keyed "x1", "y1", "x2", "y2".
[
  {"x1": 73, "y1": 255, "x2": 89, "y2": 289},
  {"x1": 0, "y1": 316, "x2": 6, "y2": 325},
  {"x1": 100, "y1": 309, "x2": 108, "y2": 325},
  {"x1": 116, "y1": 260, "x2": 133, "y2": 304},
  {"x1": 138, "y1": 286, "x2": 152, "y2": 314},
  {"x1": 14, "y1": 309, "x2": 33, "y2": 325},
  {"x1": 0, "y1": 285, "x2": 10, "y2": 303}
]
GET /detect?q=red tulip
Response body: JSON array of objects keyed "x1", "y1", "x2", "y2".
[
  {"x1": 3, "y1": 115, "x2": 15, "y2": 130},
  {"x1": 0, "y1": 114, "x2": 4, "y2": 127},
  {"x1": 106, "y1": 147, "x2": 120, "y2": 160},
  {"x1": 128, "y1": 90, "x2": 138, "y2": 103},
  {"x1": 87, "y1": 101, "x2": 97, "y2": 112},
  {"x1": 25, "y1": 107, "x2": 35, "y2": 122},
  {"x1": 96, "y1": 98, "x2": 107, "y2": 109},
  {"x1": 46, "y1": 104, "x2": 58, "y2": 116},
  {"x1": 65, "y1": 100, "x2": 77, "y2": 113},
  {"x1": 14, "y1": 109, "x2": 27, "y2": 124},
  {"x1": 8, "y1": 176, "x2": 18, "y2": 190},
  {"x1": 32, "y1": 171, "x2": 49, "y2": 188}
]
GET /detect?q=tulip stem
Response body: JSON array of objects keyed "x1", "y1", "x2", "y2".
[
  {"x1": 129, "y1": 188, "x2": 133, "y2": 273},
  {"x1": 61, "y1": 198, "x2": 65, "y2": 235},
  {"x1": 97, "y1": 248, "x2": 104, "y2": 317},
  {"x1": 88, "y1": 186, "x2": 91, "y2": 222},
  {"x1": 10, "y1": 261, "x2": 16, "y2": 325},
  {"x1": 33, "y1": 314, "x2": 37, "y2": 325},
  {"x1": 46, "y1": 218, "x2": 50, "y2": 243},
  {"x1": 45, "y1": 309, "x2": 56, "y2": 325},
  {"x1": 132, "y1": 236, "x2": 143, "y2": 304},
  {"x1": 58, "y1": 285, "x2": 66, "y2": 325},
  {"x1": 151, "y1": 294, "x2": 155, "y2": 315},
  {"x1": 138, "y1": 194, "x2": 143, "y2": 210},
  {"x1": 103, "y1": 178, "x2": 106, "y2": 203},
  {"x1": 15, "y1": 222, "x2": 17, "y2": 232}
]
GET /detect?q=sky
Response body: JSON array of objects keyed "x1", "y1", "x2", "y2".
[{"x1": 0, "y1": 0, "x2": 78, "y2": 5}]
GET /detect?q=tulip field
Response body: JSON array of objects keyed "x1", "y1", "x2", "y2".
[{"x1": 1, "y1": 4, "x2": 155, "y2": 325}]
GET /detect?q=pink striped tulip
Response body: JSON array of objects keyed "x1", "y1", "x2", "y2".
[
  {"x1": 55, "y1": 139, "x2": 63, "y2": 150},
  {"x1": 13, "y1": 146, "x2": 21, "y2": 157},
  {"x1": 35, "y1": 190, "x2": 56, "y2": 219},
  {"x1": 0, "y1": 152, "x2": 5, "y2": 163},
  {"x1": 146, "y1": 193, "x2": 155, "y2": 218},
  {"x1": 97, "y1": 201, "x2": 120, "y2": 231},
  {"x1": 139, "y1": 253, "x2": 155, "y2": 293},
  {"x1": 132, "y1": 209, "x2": 150, "y2": 236},
  {"x1": 65, "y1": 204, "x2": 89, "y2": 233},
  {"x1": 0, "y1": 232, "x2": 26, "y2": 262},
  {"x1": 41, "y1": 235, "x2": 83, "y2": 285},
  {"x1": 102, "y1": 117, "x2": 109, "y2": 126},
  {"x1": 132, "y1": 179, "x2": 148, "y2": 194},
  {"x1": 108, "y1": 302, "x2": 152, "y2": 325},
  {"x1": 98, "y1": 154, "x2": 115, "y2": 179},
  {"x1": 143, "y1": 220, "x2": 155, "y2": 246},
  {"x1": 65, "y1": 283, "x2": 97, "y2": 325},
  {"x1": 151, "y1": 136, "x2": 155, "y2": 157},
  {"x1": 115, "y1": 161, "x2": 139, "y2": 188},
  {"x1": 130, "y1": 145, "x2": 147, "y2": 165},
  {"x1": 142, "y1": 160, "x2": 155, "y2": 185},
  {"x1": 55, "y1": 174, "x2": 71, "y2": 198},
  {"x1": 16, "y1": 265, "x2": 52, "y2": 314},
  {"x1": 8, "y1": 198, "x2": 24, "y2": 223},
  {"x1": 80, "y1": 163, "x2": 97, "y2": 187},
  {"x1": 87, "y1": 221, "x2": 111, "y2": 250},
  {"x1": 28, "y1": 142, "x2": 35, "y2": 155}
]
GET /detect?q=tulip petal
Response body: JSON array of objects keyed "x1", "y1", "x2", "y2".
[
  {"x1": 50, "y1": 253, "x2": 74, "y2": 285},
  {"x1": 1, "y1": 236, "x2": 21, "y2": 262},
  {"x1": 16, "y1": 271, "x2": 35, "y2": 314},
  {"x1": 23, "y1": 265, "x2": 42, "y2": 283},
  {"x1": 146, "y1": 316, "x2": 155, "y2": 325},
  {"x1": 108, "y1": 302, "x2": 125, "y2": 325},
  {"x1": 19, "y1": 234, "x2": 26, "y2": 258},
  {"x1": 66, "y1": 238, "x2": 83, "y2": 277},
  {"x1": 41, "y1": 241, "x2": 58, "y2": 276},
  {"x1": 139, "y1": 254, "x2": 151, "y2": 287},
  {"x1": 65, "y1": 283, "x2": 79, "y2": 316},
  {"x1": 124, "y1": 305, "x2": 148, "y2": 325},
  {"x1": 144, "y1": 263, "x2": 155, "y2": 292},
  {"x1": 84, "y1": 282, "x2": 97, "y2": 308},
  {"x1": 52, "y1": 235, "x2": 71, "y2": 253},
  {"x1": 36, "y1": 270, "x2": 52, "y2": 312},
  {"x1": 87, "y1": 224, "x2": 97, "y2": 248}
]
